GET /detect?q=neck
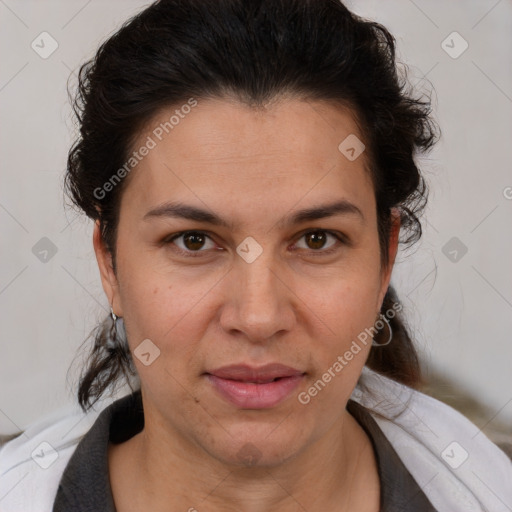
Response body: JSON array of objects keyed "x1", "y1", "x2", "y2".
[{"x1": 108, "y1": 404, "x2": 380, "y2": 512}]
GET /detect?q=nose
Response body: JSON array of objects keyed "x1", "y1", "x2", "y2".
[{"x1": 219, "y1": 250, "x2": 296, "y2": 344}]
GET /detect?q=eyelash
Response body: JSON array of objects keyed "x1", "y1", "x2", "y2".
[{"x1": 163, "y1": 229, "x2": 348, "y2": 258}]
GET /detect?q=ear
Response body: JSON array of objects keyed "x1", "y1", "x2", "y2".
[
  {"x1": 377, "y1": 208, "x2": 401, "y2": 310},
  {"x1": 93, "y1": 220, "x2": 123, "y2": 316}
]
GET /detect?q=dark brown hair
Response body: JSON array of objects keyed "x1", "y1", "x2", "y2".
[{"x1": 65, "y1": 0, "x2": 440, "y2": 411}]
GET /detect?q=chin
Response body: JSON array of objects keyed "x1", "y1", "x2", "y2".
[{"x1": 205, "y1": 428, "x2": 307, "y2": 470}]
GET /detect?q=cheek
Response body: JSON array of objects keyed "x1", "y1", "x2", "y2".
[
  {"x1": 303, "y1": 252, "x2": 382, "y2": 341},
  {"x1": 116, "y1": 234, "x2": 210, "y2": 336},
  {"x1": 297, "y1": 256, "x2": 383, "y2": 392},
  {"x1": 305, "y1": 279, "x2": 380, "y2": 369},
  {"x1": 115, "y1": 261, "x2": 205, "y2": 372},
  {"x1": 296, "y1": 283, "x2": 380, "y2": 417},
  {"x1": 119, "y1": 280, "x2": 205, "y2": 408}
]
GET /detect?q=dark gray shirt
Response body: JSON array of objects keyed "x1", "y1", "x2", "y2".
[{"x1": 52, "y1": 390, "x2": 436, "y2": 511}]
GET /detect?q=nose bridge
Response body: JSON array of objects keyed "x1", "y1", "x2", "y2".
[
  {"x1": 239, "y1": 244, "x2": 281, "y2": 307},
  {"x1": 241, "y1": 250, "x2": 277, "y2": 292}
]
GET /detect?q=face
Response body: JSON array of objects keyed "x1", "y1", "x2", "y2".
[{"x1": 95, "y1": 97, "x2": 399, "y2": 468}]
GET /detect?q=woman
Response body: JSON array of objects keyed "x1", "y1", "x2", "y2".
[{"x1": 1, "y1": 0, "x2": 511, "y2": 511}]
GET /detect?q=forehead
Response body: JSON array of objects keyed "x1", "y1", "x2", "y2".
[{"x1": 121, "y1": 97, "x2": 374, "y2": 223}]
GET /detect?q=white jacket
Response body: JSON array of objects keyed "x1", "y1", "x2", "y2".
[{"x1": 1, "y1": 367, "x2": 511, "y2": 512}]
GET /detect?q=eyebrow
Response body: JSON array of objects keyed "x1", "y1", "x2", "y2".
[{"x1": 143, "y1": 199, "x2": 365, "y2": 229}]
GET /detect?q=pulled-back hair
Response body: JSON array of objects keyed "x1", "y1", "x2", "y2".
[{"x1": 65, "y1": 0, "x2": 440, "y2": 411}]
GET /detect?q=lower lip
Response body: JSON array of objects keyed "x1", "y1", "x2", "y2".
[{"x1": 205, "y1": 374, "x2": 304, "y2": 409}]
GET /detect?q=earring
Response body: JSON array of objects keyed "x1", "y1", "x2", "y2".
[
  {"x1": 372, "y1": 313, "x2": 393, "y2": 347},
  {"x1": 109, "y1": 306, "x2": 119, "y2": 345},
  {"x1": 107, "y1": 306, "x2": 129, "y2": 353}
]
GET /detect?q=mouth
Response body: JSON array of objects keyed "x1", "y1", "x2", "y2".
[{"x1": 204, "y1": 363, "x2": 306, "y2": 409}]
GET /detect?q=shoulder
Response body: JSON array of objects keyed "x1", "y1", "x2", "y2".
[
  {"x1": 353, "y1": 367, "x2": 512, "y2": 512},
  {"x1": 0, "y1": 399, "x2": 110, "y2": 512}
]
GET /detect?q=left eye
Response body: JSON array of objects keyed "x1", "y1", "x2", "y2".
[
  {"x1": 164, "y1": 230, "x2": 344, "y2": 257},
  {"x1": 293, "y1": 230, "x2": 342, "y2": 253}
]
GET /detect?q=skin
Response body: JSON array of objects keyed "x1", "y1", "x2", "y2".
[{"x1": 94, "y1": 97, "x2": 400, "y2": 512}]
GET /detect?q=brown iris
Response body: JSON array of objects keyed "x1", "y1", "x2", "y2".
[
  {"x1": 182, "y1": 232, "x2": 206, "y2": 251},
  {"x1": 304, "y1": 231, "x2": 328, "y2": 250}
]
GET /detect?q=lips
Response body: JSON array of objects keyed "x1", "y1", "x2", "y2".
[
  {"x1": 207, "y1": 363, "x2": 304, "y2": 382},
  {"x1": 205, "y1": 363, "x2": 305, "y2": 409}
]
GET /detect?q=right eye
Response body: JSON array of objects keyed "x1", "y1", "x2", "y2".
[{"x1": 164, "y1": 231, "x2": 218, "y2": 257}]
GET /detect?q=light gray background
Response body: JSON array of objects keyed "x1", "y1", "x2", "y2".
[{"x1": 1, "y1": 0, "x2": 511, "y2": 433}]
